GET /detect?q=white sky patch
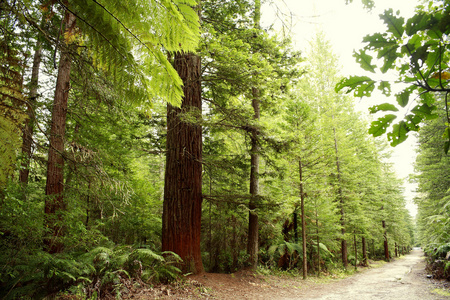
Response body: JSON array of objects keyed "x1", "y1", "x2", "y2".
[{"x1": 262, "y1": 0, "x2": 420, "y2": 217}]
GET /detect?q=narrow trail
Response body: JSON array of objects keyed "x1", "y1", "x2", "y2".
[
  {"x1": 290, "y1": 248, "x2": 448, "y2": 300},
  {"x1": 135, "y1": 248, "x2": 450, "y2": 299}
]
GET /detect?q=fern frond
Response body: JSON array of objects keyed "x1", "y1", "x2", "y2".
[{"x1": 67, "y1": 0, "x2": 200, "y2": 107}]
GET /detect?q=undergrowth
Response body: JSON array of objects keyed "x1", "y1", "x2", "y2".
[{"x1": 0, "y1": 245, "x2": 182, "y2": 299}]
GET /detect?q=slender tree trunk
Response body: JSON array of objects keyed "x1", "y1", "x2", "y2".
[
  {"x1": 362, "y1": 236, "x2": 368, "y2": 266},
  {"x1": 293, "y1": 211, "x2": 298, "y2": 243},
  {"x1": 299, "y1": 159, "x2": 307, "y2": 279},
  {"x1": 44, "y1": 10, "x2": 76, "y2": 254},
  {"x1": 247, "y1": 0, "x2": 261, "y2": 270},
  {"x1": 333, "y1": 127, "x2": 347, "y2": 268},
  {"x1": 162, "y1": 52, "x2": 204, "y2": 274},
  {"x1": 248, "y1": 87, "x2": 260, "y2": 269},
  {"x1": 382, "y1": 219, "x2": 390, "y2": 261},
  {"x1": 395, "y1": 242, "x2": 398, "y2": 257},
  {"x1": 209, "y1": 168, "x2": 213, "y2": 269},
  {"x1": 20, "y1": 41, "x2": 42, "y2": 184},
  {"x1": 315, "y1": 206, "x2": 320, "y2": 275},
  {"x1": 353, "y1": 233, "x2": 357, "y2": 270}
]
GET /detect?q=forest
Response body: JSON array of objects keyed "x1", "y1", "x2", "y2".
[{"x1": 0, "y1": 0, "x2": 449, "y2": 298}]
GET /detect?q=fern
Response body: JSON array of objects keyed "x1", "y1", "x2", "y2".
[{"x1": 64, "y1": 0, "x2": 200, "y2": 107}]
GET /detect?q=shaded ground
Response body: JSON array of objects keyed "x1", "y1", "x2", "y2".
[{"x1": 126, "y1": 249, "x2": 450, "y2": 299}]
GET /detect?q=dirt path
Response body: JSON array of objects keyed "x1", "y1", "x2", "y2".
[
  {"x1": 290, "y1": 248, "x2": 448, "y2": 300},
  {"x1": 130, "y1": 248, "x2": 450, "y2": 299}
]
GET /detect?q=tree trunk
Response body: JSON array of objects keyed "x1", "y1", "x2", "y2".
[
  {"x1": 315, "y1": 206, "x2": 321, "y2": 275},
  {"x1": 353, "y1": 233, "x2": 357, "y2": 270},
  {"x1": 382, "y1": 219, "x2": 390, "y2": 261},
  {"x1": 299, "y1": 159, "x2": 307, "y2": 279},
  {"x1": 395, "y1": 242, "x2": 398, "y2": 257},
  {"x1": 247, "y1": 87, "x2": 260, "y2": 269},
  {"x1": 333, "y1": 127, "x2": 347, "y2": 268},
  {"x1": 293, "y1": 211, "x2": 298, "y2": 243},
  {"x1": 362, "y1": 236, "x2": 368, "y2": 266},
  {"x1": 44, "y1": 10, "x2": 76, "y2": 254},
  {"x1": 162, "y1": 52, "x2": 204, "y2": 274},
  {"x1": 20, "y1": 41, "x2": 42, "y2": 185},
  {"x1": 247, "y1": 0, "x2": 261, "y2": 270}
]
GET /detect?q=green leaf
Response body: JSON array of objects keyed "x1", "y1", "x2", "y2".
[
  {"x1": 405, "y1": 114, "x2": 422, "y2": 131},
  {"x1": 410, "y1": 44, "x2": 430, "y2": 69},
  {"x1": 378, "y1": 81, "x2": 391, "y2": 96},
  {"x1": 369, "y1": 103, "x2": 399, "y2": 114},
  {"x1": 443, "y1": 127, "x2": 450, "y2": 140},
  {"x1": 405, "y1": 12, "x2": 430, "y2": 36},
  {"x1": 388, "y1": 121, "x2": 409, "y2": 146},
  {"x1": 378, "y1": 45, "x2": 399, "y2": 73},
  {"x1": 353, "y1": 50, "x2": 376, "y2": 73},
  {"x1": 411, "y1": 103, "x2": 437, "y2": 119},
  {"x1": 396, "y1": 90, "x2": 410, "y2": 107},
  {"x1": 380, "y1": 9, "x2": 405, "y2": 39},
  {"x1": 421, "y1": 92, "x2": 435, "y2": 106},
  {"x1": 335, "y1": 76, "x2": 376, "y2": 97},
  {"x1": 369, "y1": 114, "x2": 397, "y2": 137},
  {"x1": 445, "y1": 141, "x2": 450, "y2": 155},
  {"x1": 362, "y1": 33, "x2": 397, "y2": 49}
]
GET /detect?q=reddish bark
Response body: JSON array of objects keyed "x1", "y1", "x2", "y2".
[
  {"x1": 44, "y1": 10, "x2": 76, "y2": 253},
  {"x1": 162, "y1": 52, "x2": 204, "y2": 274}
]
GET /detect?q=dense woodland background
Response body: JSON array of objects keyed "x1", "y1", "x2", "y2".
[{"x1": 0, "y1": 0, "x2": 449, "y2": 298}]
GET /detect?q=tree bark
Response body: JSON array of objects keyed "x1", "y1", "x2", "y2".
[
  {"x1": 362, "y1": 236, "x2": 368, "y2": 266},
  {"x1": 382, "y1": 219, "x2": 390, "y2": 261},
  {"x1": 395, "y1": 242, "x2": 398, "y2": 257},
  {"x1": 20, "y1": 41, "x2": 42, "y2": 184},
  {"x1": 162, "y1": 52, "x2": 204, "y2": 274},
  {"x1": 333, "y1": 127, "x2": 347, "y2": 268},
  {"x1": 353, "y1": 233, "x2": 357, "y2": 270},
  {"x1": 247, "y1": 0, "x2": 262, "y2": 270},
  {"x1": 315, "y1": 206, "x2": 321, "y2": 275},
  {"x1": 247, "y1": 87, "x2": 260, "y2": 269},
  {"x1": 44, "y1": 10, "x2": 76, "y2": 254},
  {"x1": 299, "y1": 159, "x2": 307, "y2": 279}
]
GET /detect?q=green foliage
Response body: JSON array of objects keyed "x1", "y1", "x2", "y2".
[
  {"x1": 336, "y1": 2, "x2": 450, "y2": 149},
  {"x1": 415, "y1": 99, "x2": 450, "y2": 267},
  {"x1": 0, "y1": 245, "x2": 182, "y2": 299}
]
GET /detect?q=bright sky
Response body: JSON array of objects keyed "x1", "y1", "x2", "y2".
[{"x1": 262, "y1": 0, "x2": 420, "y2": 216}]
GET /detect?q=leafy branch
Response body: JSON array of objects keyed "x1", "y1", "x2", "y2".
[{"x1": 336, "y1": 5, "x2": 450, "y2": 152}]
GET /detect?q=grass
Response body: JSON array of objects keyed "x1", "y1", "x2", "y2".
[{"x1": 431, "y1": 288, "x2": 450, "y2": 297}]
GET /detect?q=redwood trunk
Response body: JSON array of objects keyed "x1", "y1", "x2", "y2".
[
  {"x1": 162, "y1": 52, "x2": 203, "y2": 274},
  {"x1": 20, "y1": 41, "x2": 42, "y2": 184},
  {"x1": 44, "y1": 10, "x2": 76, "y2": 254}
]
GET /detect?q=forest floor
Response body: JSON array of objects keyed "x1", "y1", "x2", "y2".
[{"x1": 124, "y1": 249, "x2": 450, "y2": 300}]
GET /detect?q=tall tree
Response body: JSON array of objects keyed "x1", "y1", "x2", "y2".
[
  {"x1": 162, "y1": 50, "x2": 204, "y2": 274},
  {"x1": 247, "y1": 0, "x2": 262, "y2": 270},
  {"x1": 19, "y1": 40, "x2": 42, "y2": 185},
  {"x1": 44, "y1": 8, "x2": 76, "y2": 253}
]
